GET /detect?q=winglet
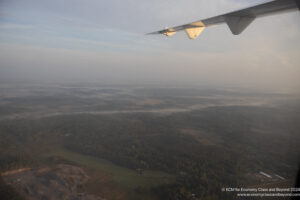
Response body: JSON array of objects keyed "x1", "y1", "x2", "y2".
[{"x1": 225, "y1": 15, "x2": 256, "y2": 35}]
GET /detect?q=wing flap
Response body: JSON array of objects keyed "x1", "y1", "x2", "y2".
[
  {"x1": 163, "y1": 29, "x2": 176, "y2": 36},
  {"x1": 185, "y1": 27, "x2": 205, "y2": 39}
]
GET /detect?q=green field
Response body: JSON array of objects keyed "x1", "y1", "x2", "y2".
[{"x1": 43, "y1": 149, "x2": 175, "y2": 189}]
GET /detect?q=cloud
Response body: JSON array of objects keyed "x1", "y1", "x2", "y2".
[{"x1": 0, "y1": 23, "x2": 33, "y2": 30}]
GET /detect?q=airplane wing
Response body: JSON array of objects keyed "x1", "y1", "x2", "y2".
[{"x1": 148, "y1": 0, "x2": 300, "y2": 39}]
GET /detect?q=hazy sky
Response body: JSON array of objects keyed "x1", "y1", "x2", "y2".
[{"x1": 0, "y1": 0, "x2": 299, "y2": 92}]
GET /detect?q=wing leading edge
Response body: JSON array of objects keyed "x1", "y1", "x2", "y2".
[{"x1": 148, "y1": 0, "x2": 300, "y2": 39}]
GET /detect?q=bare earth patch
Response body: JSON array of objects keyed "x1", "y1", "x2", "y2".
[{"x1": 2, "y1": 164, "x2": 105, "y2": 200}]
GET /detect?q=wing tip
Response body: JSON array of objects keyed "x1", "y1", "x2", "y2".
[{"x1": 146, "y1": 29, "x2": 177, "y2": 37}]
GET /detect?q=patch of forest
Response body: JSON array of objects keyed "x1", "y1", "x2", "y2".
[{"x1": 0, "y1": 104, "x2": 299, "y2": 200}]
